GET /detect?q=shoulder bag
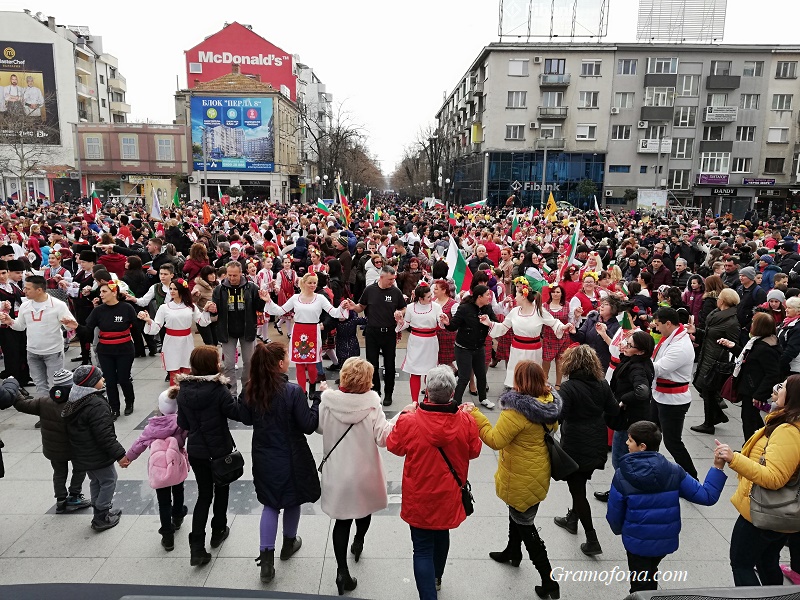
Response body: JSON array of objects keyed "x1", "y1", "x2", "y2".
[
  {"x1": 749, "y1": 430, "x2": 800, "y2": 532},
  {"x1": 198, "y1": 425, "x2": 244, "y2": 486},
  {"x1": 318, "y1": 424, "x2": 354, "y2": 473},
  {"x1": 542, "y1": 423, "x2": 579, "y2": 481},
  {"x1": 438, "y1": 447, "x2": 474, "y2": 517}
]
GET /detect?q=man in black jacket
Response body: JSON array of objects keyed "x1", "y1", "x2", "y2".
[
  {"x1": 108, "y1": 237, "x2": 170, "y2": 285},
  {"x1": 777, "y1": 241, "x2": 800, "y2": 275},
  {"x1": 208, "y1": 262, "x2": 267, "y2": 396},
  {"x1": 61, "y1": 365, "x2": 126, "y2": 531},
  {"x1": 737, "y1": 267, "x2": 767, "y2": 344}
]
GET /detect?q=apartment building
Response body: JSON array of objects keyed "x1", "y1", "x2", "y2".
[
  {"x1": 295, "y1": 60, "x2": 333, "y2": 201},
  {"x1": 437, "y1": 42, "x2": 800, "y2": 216}
]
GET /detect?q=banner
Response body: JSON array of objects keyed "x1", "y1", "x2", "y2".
[
  {"x1": 191, "y1": 96, "x2": 274, "y2": 172},
  {"x1": 0, "y1": 41, "x2": 61, "y2": 144}
]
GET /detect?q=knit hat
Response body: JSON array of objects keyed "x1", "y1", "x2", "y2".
[
  {"x1": 52, "y1": 369, "x2": 73, "y2": 387},
  {"x1": 49, "y1": 368, "x2": 73, "y2": 403},
  {"x1": 759, "y1": 254, "x2": 774, "y2": 264},
  {"x1": 740, "y1": 266, "x2": 757, "y2": 281},
  {"x1": 767, "y1": 289, "x2": 786, "y2": 304},
  {"x1": 73, "y1": 365, "x2": 103, "y2": 388},
  {"x1": 158, "y1": 389, "x2": 178, "y2": 415},
  {"x1": 657, "y1": 285, "x2": 671, "y2": 295}
]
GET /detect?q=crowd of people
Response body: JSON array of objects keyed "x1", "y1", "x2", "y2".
[{"x1": 0, "y1": 195, "x2": 800, "y2": 598}]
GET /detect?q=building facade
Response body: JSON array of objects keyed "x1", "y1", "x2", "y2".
[
  {"x1": 437, "y1": 42, "x2": 800, "y2": 216},
  {"x1": 295, "y1": 60, "x2": 332, "y2": 201}
]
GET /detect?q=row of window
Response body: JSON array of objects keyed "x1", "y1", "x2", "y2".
[
  {"x1": 84, "y1": 136, "x2": 175, "y2": 161},
  {"x1": 508, "y1": 58, "x2": 797, "y2": 78},
  {"x1": 606, "y1": 124, "x2": 790, "y2": 143},
  {"x1": 607, "y1": 161, "x2": 787, "y2": 190},
  {"x1": 506, "y1": 89, "x2": 793, "y2": 110}
]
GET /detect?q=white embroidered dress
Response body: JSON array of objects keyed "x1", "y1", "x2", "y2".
[
  {"x1": 144, "y1": 300, "x2": 211, "y2": 371},
  {"x1": 264, "y1": 293, "x2": 346, "y2": 364},
  {"x1": 398, "y1": 302, "x2": 442, "y2": 375}
]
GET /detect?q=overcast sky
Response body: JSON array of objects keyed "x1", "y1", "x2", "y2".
[{"x1": 5, "y1": 0, "x2": 798, "y2": 177}]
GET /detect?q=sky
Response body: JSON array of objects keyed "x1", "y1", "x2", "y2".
[{"x1": 5, "y1": 0, "x2": 798, "y2": 177}]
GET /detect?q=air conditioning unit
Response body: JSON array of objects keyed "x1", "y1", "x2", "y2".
[
  {"x1": 533, "y1": 56, "x2": 542, "y2": 64},
  {"x1": 69, "y1": 171, "x2": 79, "y2": 180},
  {"x1": 605, "y1": 189, "x2": 614, "y2": 197},
  {"x1": 610, "y1": 107, "x2": 620, "y2": 114},
  {"x1": 119, "y1": 174, "x2": 128, "y2": 182},
  {"x1": 187, "y1": 175, "x2": 197, "y2": 184},
  {"x1": 637, "y1": 120, "x2": 648, "y2": 129},
  {"x1": 529, "y1": 122, "x2": 538, "y2": 130}
]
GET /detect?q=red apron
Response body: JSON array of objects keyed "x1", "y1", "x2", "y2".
[{"x1": 291, "y1": 322, "x2": 319, "y2": 363}]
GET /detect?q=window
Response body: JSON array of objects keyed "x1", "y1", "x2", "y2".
[
  {"x1": 157, "y1": 138, "x2": 174, "y2": 161},
  {"x1": 743, "y1": 61, "x2": 763, "y2": 77},
  {"x1": 674, "y1": 106, "x2": 697, "y2": 127},
  {"x1": 677, "y1": 74, "x2": 699, "y2": 97},
  {"x1": 776, "y1": 61, "x2": 797, "y2": 79},
  {"x1": 505, "y1": 124, "x2": 525, "y2": 140},
  {"x1": 707, "y1": 93, "x2": 728, "y2": 107},
  {"x1": 613, "y1": 92, "x2": 634, "y2": 108},
  {"x1": 121, "y1": 136, "x2": 138, "y2": 160},
  {"x1": 772, "y1": 94, "x2": 793, "y2": 110},
  {"x1": 700, "y1": 152, "x2": 730, "y2": 173},
  {"x1": 703, "y1": 126, "x2": 725, "y2": 141},
  {"x1": 544, "y1": 58, "x2": 565, "y2": 74},
  {"x1": 541, "y1": 91, "x2": 564, "y2": 107},
  {"x1": 645, "y1": 124, "x2": 667, "y2": 139},
  {"x1": 767, "y1": 127, "x2": 789, "y2": 143},
  {"x1": 644, "y1": 86, "x2": 675, "y2": 107},
  {"x1": 732, "y1": 157, "x2": 752, "y2": 173},
  {"x1": 668, "y1": 169, "x2": 690, "y2": 190},
  {"x1": 736, "y1": 126, "x2": 756, "y2": 141},
  {"x1": 99, "y1": 74, "x2": 105, "y2": 84},
  {"x1": 581, "y1": 60, "x2": 601, "y2": 76},
  {"x1": 101, "y1": 98, "x2": 106, "y2": 108},
  {"x1": 710, "y1": 60, "x2": 732, "y2": 76},
  {"x1": 576, "y1": 124, "x2": 597, "y2": 140},
  {"x1": 609, "y1": 165, "x2": 631, "y2": 173},
  {"x1": 671, "y1": 138, "x2": 694, "y2": 159},
  {"x1": 578, "y1": 91, "x2": 599, "y2": 108},
  {"x1": 85, "y1": 136, "x2": 101, "y2": 159},
  {"x1": 611, "y1": 125, "x2": 631, "y2": 140},
  {"x1": 647, "y1": 57, "x2": 678, "y2": 74},
  {"x1": 765, "y1": 157, "x2": 785, "y2": 173},
  {"x1": 540, "y1": 125, "x2": 562, "y2": 138},
  {"x1": 739, "y1": 94, "x2": 760, "y2": 109},
  {"x1": 617, "y1": 59, "x2": 637, "y2": 75},
  {"x1": 508, "y1": 59, "x2": 529, "y2": 76},
  {"x1": 507, "y1": 91, "x2": 527, "y2": 108},
  {"x1": 640, "y1": 165, "x2": 648, "y2": 174}
]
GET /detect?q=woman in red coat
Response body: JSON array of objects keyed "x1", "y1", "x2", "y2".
[{"x1": 387, "y1": 365, "x2": 482, "y2": 598}]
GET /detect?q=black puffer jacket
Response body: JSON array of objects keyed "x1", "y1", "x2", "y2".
[
  {"x1": 238, "y1": 375, "x2": 320, "y2": 508},
  {"x1": 211, "y1": 278, "x2": 266, "y2": 343},
  {"x1": 693, "y1": 306, "x2": 739, "y2": 392},
  {"x1": 0, "y1": 377, "x2": 20, "y2": 478},
  {"x1": 15, "y1": 387, "x2": 73, "y2": 461},
  {"x1": 731, "y1": 337, "x2": 782, "y2": 402},
  {"x1": 61, "y1": 388, "x2": 126, "y2": 471},
  {"x1": 559, "y1": 370, "x2": 619, "y2": 473},
  {"x1": 177, "y1": 373, "x2": 239, "y2": 460},
  {"x1": 609, "y1": 354, "x2": 654, "y2": 430}
]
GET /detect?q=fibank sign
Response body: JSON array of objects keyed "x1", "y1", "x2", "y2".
[
  {"x1": 523, "y1": 182, "x2": 561, "y2": 191},
  {"x1": 197, "y1": 51, "x2": 285, "y2": 67}
]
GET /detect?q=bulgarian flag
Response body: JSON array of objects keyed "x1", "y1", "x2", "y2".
[
  {"x1": 620, "y1": 310, "x2": 634, "y2": 330},
  {"x1": 463, "y1": 199, "x2": 487, "y2": 210},
  {"x1": 372, "y1": 208, "x2": 380, "y2": 223},
  {"x1": 338, "y1": 182, "x2": 351, "y2": 226},
  {"x1": 446, "y1": 234, "x2": 472, "y2": 292},
  {"x1": 556, "y1": 221, "x2": 581, "y2": 283},
  {"x1": 363, "y1": 190, "x2": 372, "y2": 211},
  {"x1": 509, "y1": 210, "x2": 520, "y2": 239},
  {"x1": 88, "y1": 190, "x2": 102, "y2": 216},
  {"x1": 173, "y1": 188, "x2": 180, "y2": 208},
  {"x1": 317, "y1": 198, "x2": 330, "y2": 216},
  {"x1": 448, "y1": 208, "x2": 457, "y2": 227}
]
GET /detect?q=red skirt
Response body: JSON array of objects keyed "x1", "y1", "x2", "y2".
[
  {"x1": 437, "y1": 328, "x2": 457, "y2": 364},
  {"x1": 291, "y1": 322, "x2": 319, "y2": 363}
]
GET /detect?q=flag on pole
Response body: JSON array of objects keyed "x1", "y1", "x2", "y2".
[
  {"x1": 463, "y1": 199, "x2": 487, "y2": 210},
  {"x1": 555, "y1": 221, "x2": 581, "y2": 283},
  {"x1": 448, "y1": 207, "x2": 457, "y2": 227},
  {"x1": 88, "y1": 190, "x2": 102, "y2": 216},
  {"x1": 316, "y1": 198, "x2": 330, "y2": 216},
  {"x1": 594, "y1": 194, "x2": 601, "y2": 215},
  {"x1": 363, "y1": 190, "x2": 372, "y2": 211},
  {"x1": 338, "y1": 180, "x2": 351, "y2": 226},
  {"x1": 528, "y1": 205, "x2": 535, "y2": 221},
  {"x1": 150, "y1": 186, "x2": 162, "y2": 221},
  {"x1": 372, "y1": 208, "x2": 380, "y2": 223},
  {"x1": 620, "y1": 311, "x2": 634, "y2": 330},
  {"x1": 544, "y1": 192, "x2": 557, "y2": 221},
  {"x1": 446, "y1": 235, "x2": 472, "y2": 292},
  {"x1": 173, "y1": 188, "x2": 180, "y2": 208},
  {"x1": 509, "y1": 210, "x2": 520, "y2": 239},
  {"x1": 202, "y1": 201, "x2": 211, "y2": 225}
]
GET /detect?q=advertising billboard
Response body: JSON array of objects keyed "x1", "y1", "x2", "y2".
[
  {"x1": 191, "y1": 96, "x2": 274, "y2": 172},
  {"x1": 0, "y1": 41, "x2": 60, "y2": 144}
]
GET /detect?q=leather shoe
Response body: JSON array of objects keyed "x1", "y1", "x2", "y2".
[
  {"x1": 382, "y1": 396, "x2": 393, "y2": 406},
  {"x1": 593, "y1": 490, "x2": 610, "y2": 502},
  {"x1": 690, "y1": 423, "x2": 715, "y2": 434},
  {"x1": 71, "y1": 356, "x2": 85, "y2": 363}
]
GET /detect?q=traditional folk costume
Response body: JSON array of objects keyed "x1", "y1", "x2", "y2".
[
  {"x1": 435, "y1": 297, "x2": 458, "y2": 365},
  {"x1": 541, "y1": 302, "x2": 571, "y2": 363},
  {"x1": 398, "y1": 300, "x2": 443, "y2": 402},
  {"x1": 144, "y1": 300, "x2": 211, "y2": 385}
]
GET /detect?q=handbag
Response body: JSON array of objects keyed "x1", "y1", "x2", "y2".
[
  {"x1": 749, "y1": 433, "x2": 800, "y2": 532},
  {"x1": 198, "y1": 427, "x2": 244, "y2": 486},
  {"x1": 318, "y1": 424, "x2": 354, "y2": 473},
  {"x1": 720, "y1": 375, "x2": 739, "y2": 404},
  {"x1": 438, "y1": 447, "x2": 474, "y2": 517},
  {"x1": 542, "y1": 424, "x2": 579, "y2": 481}
]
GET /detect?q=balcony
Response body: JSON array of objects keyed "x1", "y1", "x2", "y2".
[
  {"x1": 75, "y1": 57, "x2": 92, "y2": 74},
  {"x1": 539, "y1": 73, "x2": 571, "y2": 87},
  {"x1": 110, "y1": 101, "x2": 131, "y2": 114},
  {"x1": 538, "y1": 106, "x2": 568, "y2": 119},
  {"x1": 704, "y1": 106, "x2": 738, "y2": 122},
  {"x1": 535, "y1": 137, "x2": 566, "y2": 150},
  {"x1": 473, "y1": 82, "x2": 484, "y2": 95},
  {"x1": 640, "y1": 106, "x2": 675, "y2": 122},
  {"x1": 706, "y1": 75, "x2": 741, "y2": 90},
  {"x1": 637, "y1": 139, "x2": 673, "y2": 154},
  {"x1": 76, "y1": 81, "x2": 96, "y2": 98},
  {"x1": 109, "y1": 74, "x2": 127, "y2": 92},
  {"x1": 78, "y1": 108, "x2": 92, "y2": 122}
]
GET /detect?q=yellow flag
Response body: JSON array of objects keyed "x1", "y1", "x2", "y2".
[{"x1": 544, "y1": 192, "x2": 558, "y2": 222}]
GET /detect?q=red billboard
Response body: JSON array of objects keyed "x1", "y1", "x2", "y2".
[{"x1": 185, "y1": 22, "x2": 295, "y2": 100}]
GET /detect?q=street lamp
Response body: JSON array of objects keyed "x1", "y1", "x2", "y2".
[
  {"x1": 445, "y1": 178, "x2": 451, "y2": 203},
  {"x1": 315, "y1": 175, "x2": 320, "y2": 200}
]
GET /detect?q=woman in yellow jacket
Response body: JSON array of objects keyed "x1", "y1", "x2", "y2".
[
  {"x1": 716, "y1": 374, "x2": 800, "y2": 587},
  {"x1": 464, "y1": 359, "x2": 561, "y2": 600}
]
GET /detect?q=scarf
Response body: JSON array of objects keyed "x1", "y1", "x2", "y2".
[{"x1": 733, "y1": 335, "x2": 760, "y2": 378}]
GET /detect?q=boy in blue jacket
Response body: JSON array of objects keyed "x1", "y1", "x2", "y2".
[{"x1": 606, "y1": 420, "x2": 727, "y2": 594}]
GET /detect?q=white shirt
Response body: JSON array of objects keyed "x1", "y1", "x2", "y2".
[
  {"x1": 652, "y1": 325, "x2": 694, "y2": 406},
  {"x1": 12, "y1": 296, "x2": 74, "y2": 355}
]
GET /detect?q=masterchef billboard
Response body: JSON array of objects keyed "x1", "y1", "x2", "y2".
[{"x1": 184, "y1": 22, "x2": 296, "y2": 100}]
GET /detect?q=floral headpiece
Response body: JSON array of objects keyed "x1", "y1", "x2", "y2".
[
  {"x1": 583, "y1": 271, "x2": 599, "y2": 282},
  {"x1": 513, "y1": 276, "x2": 529, "y2": 286},
  {"x1": 520, "y1": 285, "x2": 530, "y2": 296},
  {"x1": 106, "y1": 281, "x2": 118, "y2": 292},
  {"x1": 174, "y1": 278, "x2": 189, "y2": 289},
  {"x1": 418, "y1": 281, "x2": 429, "y2": 288},
  {"x1": 51, "y1": 251, "x2": 61, "y2": 260}
]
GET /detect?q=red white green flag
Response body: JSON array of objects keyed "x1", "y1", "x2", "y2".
[
  {"x1": 448, "y1": 208, "x2": 457, "y2": 227},
  {"x1": 372, "y1": 209, "x2": 380, "y2": 223},
  {"x1": 363, "y1": 190, "x2": 372, "y2": 211},
  {"x1": 509, "y1": 210, "x2": 520, "y2": 239},
  {"x1": 463, "y1": 199, "x2": 487, "y2": 210},
  {"x1": 89, "y1": 190, "x2": 102, "y2": 216},
  {"x1": 446, "y1": 235, "x2": 472, "y2": 292},
  {"x1": 556, "y1": 221, "x2": 581, "y2": 283},
  {"x1": 317, "y1": 199, "x2": 330, "y2": 216}
]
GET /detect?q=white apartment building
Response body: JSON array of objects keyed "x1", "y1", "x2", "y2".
[{"x1": 295, "y1": 59, "x2": 332, "y2": 201}]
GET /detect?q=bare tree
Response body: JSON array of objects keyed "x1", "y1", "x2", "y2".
[{"x1": 416, "y1": 123, "x2": 444, "y2": 198}]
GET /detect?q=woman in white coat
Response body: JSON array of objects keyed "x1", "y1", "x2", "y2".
[{"x1": 318, "y1": 357, "x2": 399, "y2": 595}]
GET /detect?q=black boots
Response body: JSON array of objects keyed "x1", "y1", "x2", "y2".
[
  {"x1": 91, "y1": 507, "x2": 121, "y2": 531},
  {"x1": 189, "y1": 532, "x2": 211, "y2": 566},
  {"x1": 350, "y1": 536, "x2": 364, "y2": 562},
  {"x1": 553, "y1": 509, "x2": 579, "y2": 535},
  {"x1": 256, "y1": 549, "x2": 275, "y2": 583},
  {"x1": 159, "y1": 526, "x2": 175, "y2": 551},
  {"x1": 210, "y1": 526, "x2": 230, "y2": 548},
  {"x1": 580, "y1": 529, "x2": 603, "y2": 556},
  {"x1": 336, "y1": 568, "x2": 358, "y2": 595},
  {"x1": 517, "y1": 523, "x2": 560, "y2": 599},
  {"x1": 124, "y1": 400, "x2": 134, "y2": 416},
  {"x1": 488, "y1": 516, "x2": 523, "y2": 566},
  {"x1": 280, "y1": 535, "x2": 302, "y2": 560},
  {"x1": 172, "y1": 505, "x2": 188, "y2": 530}
]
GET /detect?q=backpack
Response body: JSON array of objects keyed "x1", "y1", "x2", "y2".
[{"x1": 147, "y1": 436, "x2": 189, "y2": 489}]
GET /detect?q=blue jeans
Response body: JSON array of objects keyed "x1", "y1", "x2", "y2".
[
  {"x1": 409, "y1": 526, "x2": 450, "y2": 600},
  {"x1": 730, "y1": 514, "x2": 786, "y2": 586},
  {"x1": 611, "y1": 429, "x2": 628, "y2": 470}
]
